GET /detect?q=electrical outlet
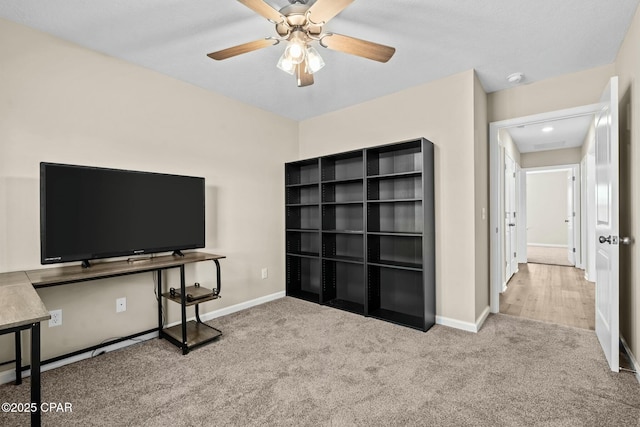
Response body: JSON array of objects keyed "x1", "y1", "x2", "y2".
[
  {"x1": 261, "y1": 268, "x2": 268, "y2": 280},
  {"x1": 116, "y1": 297, "x2": 126, "y2": 313},
  {"x1": 48, "y1": 309, "x2": 62, "y2": 327}
]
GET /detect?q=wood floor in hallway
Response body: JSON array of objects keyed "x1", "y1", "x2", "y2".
[{"x1": 500, "y1": 263, "x2": 596, "y2": 330}]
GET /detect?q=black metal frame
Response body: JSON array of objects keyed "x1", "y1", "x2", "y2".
[
  {"x1": 0, "y1": 322, "x2": 41, "y2": 426},
  {"x1": 157, "y1": 259, "x2": 223, "y2": 354}
]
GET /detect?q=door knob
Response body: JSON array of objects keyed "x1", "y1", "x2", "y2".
[
  {"x1": 508, "y1": 223, "x2": 516, "y2": 227},
  {"x1": 599, "y1": 235, "x2": 634, "y2": 245},
  {"x1": 564, "y1": 219, "x2": 570, "y2": 223}
]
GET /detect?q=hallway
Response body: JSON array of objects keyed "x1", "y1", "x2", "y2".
[{"x1": 500, "y1": 263, "x2": 595, "y2": 330}]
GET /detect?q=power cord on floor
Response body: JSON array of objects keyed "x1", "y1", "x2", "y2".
[{"x1": 90, "y1": 336, "x2": 145, "y2": 358}]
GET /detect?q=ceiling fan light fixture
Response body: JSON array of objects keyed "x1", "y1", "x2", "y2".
[
  {"x1": 305, "y1": 45, "x2": 325, "y2": 74},
  {"x1": 277, "y1": 52, "x2": 296, "y2": 75},
  {"x1": 283, "y1": 30, "x2": 307, "y2": 64},
  {"x1": 284, "y1": 41, "x2": 306, "y2": 64}
]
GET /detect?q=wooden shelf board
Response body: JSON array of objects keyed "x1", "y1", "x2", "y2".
[
  {"x1": 162, "y1": 320, "x2": 222, "y2": 348},
  {"x1": 162, "y1": 285, "x2": 220, "y2": 307}
]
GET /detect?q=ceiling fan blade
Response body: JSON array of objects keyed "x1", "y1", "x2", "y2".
[
  {"x1": 207, "y1": 39, "x2": 277, "y2": 60},
  {"x1": 307, "y1": 0, "x2": 354, "y2": 24},
  {"x1": 320, "y1": 33, "x2": 395, "y2": 63},
  {"x1": 296, "y1": 61, "x2": 314, "y2": 87},
  {"x1": 237, "y1": 0, "x2": 283, "y2": 23}
]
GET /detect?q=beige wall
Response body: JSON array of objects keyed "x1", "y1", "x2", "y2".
[
  {"x1": 488, "y1": 64, "x2": 615, "y2": 122},
  {"x1": 299, "y1": 70, "x2": 488, "y2": 325},
  {"x1": 0, "y1": 19, "x2": 298, "y2": 366},
  {"x1": 499, "y1": 129, "x2": 521, "y2": 165},
  {"x1": 474, "y1": 73, "x2": 490, "y2": 320},
  {"x1": 521, "y1": 147, "x2": 582, "y2": 169},
  {"x1": 615, "y1": 3, "x2": 640, "y2": 362}
]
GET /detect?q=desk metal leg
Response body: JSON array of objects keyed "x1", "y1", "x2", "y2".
[
  {"x1": 31, "y1": 322, "x2": 41, "y2": 427},
  {"x1": 179, "y1": 265, "x2": 188, "y2": 355},
  {"x1": 213, "y1": 259, "x2": 222, "y2": 295},
  {"x1": 14, "y1": 331, "x2": 21, "y2": 385},
  {"x1": 157, "y1": 270, "x2": 163, "y2": 335}
]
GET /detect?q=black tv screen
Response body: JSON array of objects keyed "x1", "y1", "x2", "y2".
[{"x1": 40, "y1": 163, "x2": 205, "y2": 266}]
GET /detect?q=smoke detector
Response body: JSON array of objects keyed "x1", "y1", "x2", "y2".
[{"x1": 507, "y1": 72, "x2": 525, "y2": 84}]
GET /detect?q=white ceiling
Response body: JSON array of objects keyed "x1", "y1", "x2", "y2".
[
  {"x1": 506, "y1": 115, "x2": 595, "y2": 153},
  {"x1": 1, "y1": 0, "x2": 638, "y2": 121}
]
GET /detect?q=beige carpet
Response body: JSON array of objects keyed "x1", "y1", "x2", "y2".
[
  {"x1": 1, "y1": 297, "x2": 638, "y2": 426},
  {"x1": 527, "y1": 245, "x2": 574, "y2": 266}
]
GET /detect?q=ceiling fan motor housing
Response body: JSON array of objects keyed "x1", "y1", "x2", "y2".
[{"x1": 276, "y1": 3, "x2": 322, "y2": 38}]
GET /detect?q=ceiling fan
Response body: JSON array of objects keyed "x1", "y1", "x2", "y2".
[{"x1": 207, "y1": 0, "x2": 396, "y2": 87}]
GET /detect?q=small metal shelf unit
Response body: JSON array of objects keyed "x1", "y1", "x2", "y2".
[{"x1": 158, "y1": 254, "x2": 225, "y2": 354}]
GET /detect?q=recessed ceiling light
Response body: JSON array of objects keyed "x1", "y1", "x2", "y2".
[{"x1": 542, "y1": 126, "x2": 554, "y2": 133}]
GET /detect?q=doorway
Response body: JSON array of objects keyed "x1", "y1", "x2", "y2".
[
  {"x1": 489, "y1": 104, "x2": 600, "y2": 313},
  {"x1": 525, "y1": 166, "x2": 579, "y2": 268},
  {"x1": 490, "y1": 77, "x2": 622, "y2": 372}
]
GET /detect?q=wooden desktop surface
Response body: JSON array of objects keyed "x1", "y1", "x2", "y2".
[
  {"x1": 0, "y1": 271, "x2": 50, "y2": 330},
  {"x1": 26, "y1": 252, "x2": 226, "y2": 288}
]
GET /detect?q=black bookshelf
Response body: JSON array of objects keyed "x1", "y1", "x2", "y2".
[{"x1": 285, "y1": 139, "x2": 435, "y2": 331}]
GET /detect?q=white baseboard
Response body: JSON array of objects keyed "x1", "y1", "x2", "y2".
[
  {"x1": 527, "y1": 243, "x2": 568, "y2": 248},
  {"x1": 0, "y1": 291, "x2": 286, "y2": 385},
  {"x1": 436, "y1": 306, "x2": 490, "y2": 333},
  {"x1": 0, "y1": 366, "x2": 17, "y2": 385},
  {"x1": 196, "y1": 291, "x2": 285, "y2": 323},
  {"x1": 620, "y1": 335, "x2": 640, "y2": 385}
]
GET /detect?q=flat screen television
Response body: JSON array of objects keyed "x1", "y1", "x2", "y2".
[{"x1": 40, "y1": 162, "x2": 205, "y2": 267}]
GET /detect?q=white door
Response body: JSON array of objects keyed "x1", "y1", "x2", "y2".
[
  {"x1": 595, "y1": 76, "x2": 619, "y2": 372},
  {"x1": 567, "y1": 172, "x2": 575, "y2": 265},
  {"x1": 504, "y1": 154, "x2": 517, "y2": 281}
]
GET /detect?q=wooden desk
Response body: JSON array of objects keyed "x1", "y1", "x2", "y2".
[
  {"x1": 1, "y1": 251, "x2": 224, "y2": 426},
  {"x1": 0, "y1": 271, "x2": 50, "y2": 427}
]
